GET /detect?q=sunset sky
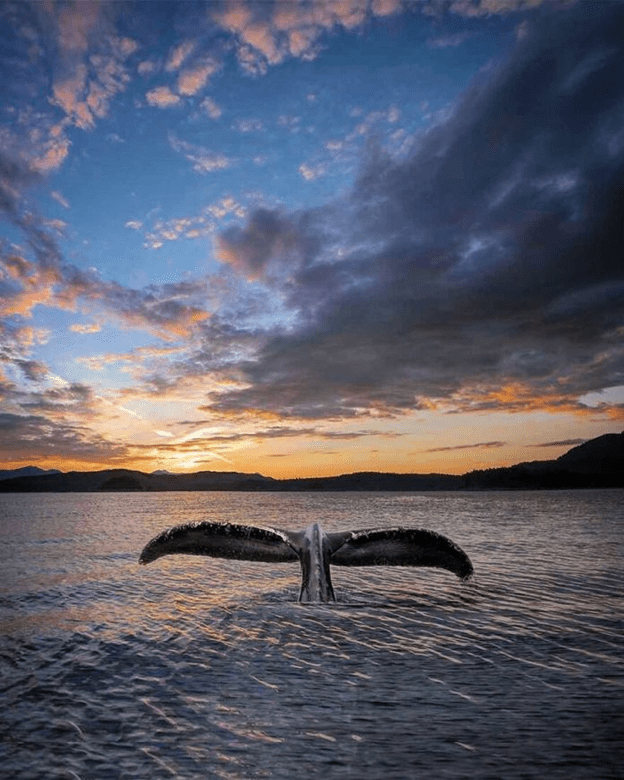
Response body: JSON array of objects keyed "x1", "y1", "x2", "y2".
[{"x1": 1, "y1": 0, "x2": 623, "y2": 478}]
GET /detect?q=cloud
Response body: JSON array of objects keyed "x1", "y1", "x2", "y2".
[
  {"x1": 0, "y1": 3, "x2": 138, "y2": 178},
  {"x1": 14, "y1": 359, "x2": 48, "y2": 382},
  {"x1": 2, "y1": 56, "x2": 217, "y2": 342},
  {"x1": 29, "y1": 130, "x2": 73, "y2": 174},
  {"x1": 372, "y1": 0, "x2": 403, "y2": 15},
  {"x1": 168, "y1": 132, "x2": 232, "y2": 173},
  {"x1": 277, "y1": 114, "x2": 302, "y2": 132},
  {"x1": 138, "y1": 60, "x2": 157, "y2": 77},
  {"x1": 91, "y1": 279, "x2": 211, "y2": 340},
  {"x1": 49, "y1": 2, "x2": 137, "y2": 130},
  {"x1": 138, "y1": 197, "x2": 246, "y2": 249},
  {"x1": 0, "y1": 251, "x2": 61, "y2": 317},
  {"x1": 299, "y1": 162, "x2": 327, "y2": 181},
  {"x1": 216, "y1": 208, "x2": 315, "y2": 280},
  {"x1": 534, "y1": 438, "x2": 587, "y2": 449},
  {"x1": 202, "y1": 5, "x2": 624, "y2": 421},
  {"x1": 50, "y1": 190, "x2": 70, "y2": 209},
  {"x1": 0, "y1": 411, "x2": 126, "y2": 462},
  {"x1": 0, "y1": 332, "x2": 106, "y2": 437},
  {"x1": 70, "y1": 322, "x2": 102, "y2": 334},
  {"x1": 199, "y1": 97, "x2": 223, "y2": 119},
  {"x1": 165, "y1": 40, "x2": 196, "y2": 72},
  {"x1": 177, "y1": 59, "x2": 220, "y2": 96},
  {"x1": 78, "y1": 344, "x2": 186, "y2": 376},
  {"x1": 0, "y1": 160, "x2": 211, "y2": 341},
  {"x1": 20, "y1": 381, "x2": 95, "y2": 412},
  {"x1": 0, "y1": 0, "x2": 555, "y2": 186},
  {"x1": 426, "y1": 31, "x2": 475, "y2": 49},
  {"x1": 145, "y1": 86, "x2": 181, "y2": 108},
  {"x1": 173, "y1": 423, "x2": 404, "y2": 444},
  {"x1": 210, "y1": 0, "x2": 405, "y2": 74},
  {"x1": 0, "y1": 322, "x2": 49, "y2": 390},
  {"x1": 206, "y1": 197, "x2": 246, "y2": 220},
  {"x1": 147, "y1": 36, "x2": 222, "y2": 101},
  {"x1": 447, "y1": 0, "x2": 551, "y2": 17},
  {"x1": 233, "y1": 117, "x2": 265, "y2": 133},
  {"x1": 425, "y1": 441, "x2": 505, "y2": 452}
]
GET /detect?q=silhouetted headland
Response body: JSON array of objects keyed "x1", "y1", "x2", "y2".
[{"x1": 0, "y1": 432, "x2": 622, "y2": 492}]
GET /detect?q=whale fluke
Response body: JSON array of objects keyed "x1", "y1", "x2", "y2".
[
  {"x1": 139, "y1": 522, "x2": 473, "y2": 602},
  {"x1": 139, "y1": 521, "x2": 299, "y2": 565},
  {"x1": 328, "y1": 527, "x2": 474, "y2": 580}
]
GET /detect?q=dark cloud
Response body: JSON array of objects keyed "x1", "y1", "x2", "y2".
[
  {"x1": 0, "y1": 411, "x2": 126, "y2": 461},
  {"x1": 0, "y1": 150, "x2": 40, "y2": 219},
  {"x1": 19, "y1": 382, "x2": 95, "y2": 413},
  {"x1": 96, "y1": 279, "x2": 210, "y2": 339},
  {"x1": 209, "y1": 4, "x2": 624, "y2": 419},
  {"x1": 217, "y1": 207, "x2": 318, "y2": 281},
  {"x1": 179, "y1": 426, "x2": 406, "y2": 443},
  {"x1": 534, "y1": 438, "x2": 586, "y2": 449},
  {"x1": 0, "y1": 325, "x2": 49, "y2": 386},
  {"x1": 14, "y1": 359, "x2": 48, "y2": 382},
  {"x1": 0, "y1": 338, "x2": 100, "y2": 420},
  {"x1": 425, "y1": 441, "x2": 505, "y2": 453}
]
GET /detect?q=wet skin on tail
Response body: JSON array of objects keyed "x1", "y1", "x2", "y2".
[{"x1": 139, "y1": 521, "x2": 474, "y2": 602}]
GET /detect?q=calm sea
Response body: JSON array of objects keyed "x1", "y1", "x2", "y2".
[{"x1": 0, "y1": 490, "x2": 623, "y2": 779}]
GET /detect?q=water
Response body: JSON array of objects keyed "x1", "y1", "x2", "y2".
[{"x1": 0, "y1": 490, "x2": 623, "y2": 779}]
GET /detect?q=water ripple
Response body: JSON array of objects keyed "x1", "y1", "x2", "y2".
[{"x1": 0, "y1": 490, "x2": 623, "y2": 778}]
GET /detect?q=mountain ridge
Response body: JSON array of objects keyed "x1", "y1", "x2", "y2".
[
  {"x1": 0, "y1": 432, "x2": 621, "y2": 492},
  {"x1": 0, "y1": 466, "x2": 62, "y2": 481}
]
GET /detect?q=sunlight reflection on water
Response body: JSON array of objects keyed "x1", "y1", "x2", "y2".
[{"x1": 1, "y1": 490, "x2": 623, "y2": 778}]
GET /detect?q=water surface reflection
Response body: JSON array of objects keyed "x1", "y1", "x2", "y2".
[{"x1": 1, "y1": 490, "x2": 622, "y2": 778}]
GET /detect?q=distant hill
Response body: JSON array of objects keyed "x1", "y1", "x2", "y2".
[
  {"x1": 462, "y1": 431, "x2": 624, "y2": 489},
  {"x1": 0, "y1": 466, "x2": 62, "y2": 481},
  {"x1": 0, "y1": 432, "x2": 621, "y2": 492},
  {"x1": 0, "y1": 468, "x2": 277, "y2": 493},
  {"x1": 556, "y1": 431, "x2": 624, "y2": 474}
]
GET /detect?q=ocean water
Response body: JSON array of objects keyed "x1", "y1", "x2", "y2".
[{"x1": 0, "y1": 490, "x2": 623, "y2": 779}]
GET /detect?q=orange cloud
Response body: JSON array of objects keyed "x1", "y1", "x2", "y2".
[
  {"x1": 30, "y1": 129, "x2": 72, "y2": 174},
  {"x1": 177, "y1": 60, "x2": 220, "y2": 96},
  {"x1": 52, "y1": 64, "x2": 93, "y2": 129},
  {"x1": 372, "y1": 0, "x2": 403, "y2": 16},
  {"x1": 145, "y1": 86, "x2": 181, "y2": 108},
  {"x1": 70, "y1": 322, "x2": 102, "y2": 334},
  {"x1": 165, "y1": 40, "x2": 196, "y2": 72},
  {"x1": 213, "y1": 0, "x2": 403, "y2": 73},
  {"x1": 117, "y1": 305, "x2": 209, "y2": 341},
  {"x1": 1, "y1": 244, "x2": 210, "y2": 341},
  {"x1": 50, "y1": 1, "x2": 137, "y2": 132},
  {"x1": 444, "y1": 381, "x2": 621, "y2": 419},
  {"x1": 0, "y1": 256, "x2": 62, "y2": 316}
]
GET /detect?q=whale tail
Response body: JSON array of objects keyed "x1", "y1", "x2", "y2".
[
  {"x1": 138, "y1": 521, "x2": 299, "y2": 565},
  {"x1": 139, "y1": 522, "x2": 473, "y2": 601},
  {"x1": 328, "y1": 527, "x2": 474, "y2": 580}
]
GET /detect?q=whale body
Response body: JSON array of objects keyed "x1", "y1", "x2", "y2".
[{"x1": 139, "y1": 522, "x2": 473, "y2": 602}]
